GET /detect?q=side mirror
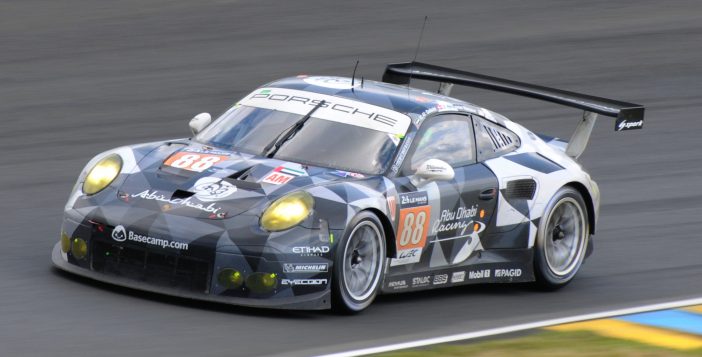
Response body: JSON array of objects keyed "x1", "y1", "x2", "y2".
[
  {"x1": 189, "y1": 112, "x2": 212, "y2": 135},
  {"x1": 412, "y1": 159, "x2": 455, "y2": 186}
]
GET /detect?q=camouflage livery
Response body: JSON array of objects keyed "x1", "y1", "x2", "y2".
[{"x1": 53, "y1": 73, "x2": 604, "y2": 310}]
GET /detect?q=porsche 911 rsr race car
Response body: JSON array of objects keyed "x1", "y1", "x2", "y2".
[{"x1": 53, "y1": 62, "x2": 644, "y2": 312}]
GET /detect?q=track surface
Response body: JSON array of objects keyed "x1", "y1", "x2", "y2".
[{"x1": 1, "y1": 1, "x2": 701, "y2": 356}]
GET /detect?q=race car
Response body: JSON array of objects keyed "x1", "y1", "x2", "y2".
[{"x1": 53, "y1": 62, "x2": 644, "y2": 312}]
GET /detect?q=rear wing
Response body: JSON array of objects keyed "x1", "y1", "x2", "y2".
[{"x1": 382, "y1": 62, "x2": 645, "y2": 159}]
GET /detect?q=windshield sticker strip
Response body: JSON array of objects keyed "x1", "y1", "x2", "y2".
[{"x1": 238, "y1": 87, "x2": 411, "y2": 135}]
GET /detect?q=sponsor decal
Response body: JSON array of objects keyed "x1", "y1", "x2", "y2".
[
  {"x1": 261, "y1": 165, "x2": 306, "y2": 185},
  {"x1": 386, "y1": 195, "x2": 397, "y2": 222},
  {"x1": 433, "y1": 274, "x2": 448, "y2": 285},
  {"x1": 282, "y1": 278, "x2": 328, "y2": 286},
  {"x1": 262, "y1": 171, "x2": 294, "y2": 185},
  {"x1": 111, "y1": 225, "x2": 188, "y2": 250},
  {"x1": 303, "y1": 76, "x2": 359, "y2": 89},
  {"x1": 163, "y1": 152, "x2": 228, "y2": 172},
  {"x1": 616, "y1": 118, "x2": 644, "y2": 131},
  {"x1": 387, "y1": 279, "x2": 408, "y2": 290},
  {"x1": 191, "y1": 177, "x2": 237, "y2": 202},
  {"x1": 182, "y1": 147, "x2": 232, "y2": 156},
  {"x1": 391, "y1": 191, "x2": 431, "y2": 267},
  {"x1": 131, "y1": 190, "x2": 224, "y2": 215},
  {"x1": 292, "y1": 246, "x2": 330, "y2": 257},
  {"x1": 239, "y1": 87, "x2": 411, "y2": 135},
  {"x1": 411, "y1": 275, "x2": 431, "y2": 287},
  {"x1": 329, "y1": 170, "x2": 365, "y2": 179},
  {"x1": 391, "y1": 132, "x2": 414, "y2": 173},
  {"x1": 432, "y1": 205, "x2": 478, "y2": 234},
  {"x1": 451, "y1": 271, "x2": 466, "y2": 283},
  {"x1": 468, "y1": 269, "x2": 491, "y2": 280},
  {"x1": 494, "y1": 269, "x2": 522, "y2": 278},
  {"x1": 283, "y1": 263, "x2": 328, "y2": 273}
]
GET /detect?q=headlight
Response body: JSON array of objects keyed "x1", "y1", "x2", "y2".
[
  {"x1": 83, "y1": 154, "x2": 122, "y2": 195},
  {"x1": 260, "y1": 191, "x2": 314, "y2": 231}
]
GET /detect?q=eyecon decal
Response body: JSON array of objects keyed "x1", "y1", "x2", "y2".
[{"x1": 238, "y1": 87, "x2": 411, "y2": 135}]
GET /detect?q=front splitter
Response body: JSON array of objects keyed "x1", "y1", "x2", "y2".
[{"x1": 51, "y1": 243, "x2": 331, "y2": 310}]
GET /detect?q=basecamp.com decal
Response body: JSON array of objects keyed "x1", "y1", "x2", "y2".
[{"x1": 390, "y1": 191, "x2": 431, "y2": 266}]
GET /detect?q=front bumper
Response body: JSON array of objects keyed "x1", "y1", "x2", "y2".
[
  {"x1": 54, "y1": 209, "x2": 334, "y2": 310},
  {"x1": 52, "y1": 243, "x2": 330, "y2": 309}
]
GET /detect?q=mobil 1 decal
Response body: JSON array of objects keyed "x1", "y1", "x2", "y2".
[{"x1": 390, "y1": 191, "x2": 431, "y2": 266}]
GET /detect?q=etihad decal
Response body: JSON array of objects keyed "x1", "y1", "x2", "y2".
[
  {"x1": 283, "y1": 263, "x2": 328, "y2": 273},
  {"x1": 239, "y1": 87, "x2": 411, "y2": 135},
  {"x1": 130, "y1": 190, "x2": 224, "y2": 215},
  {"x1": 391, "y1": 191, "x2": 431, "y2": 266},
  {"x1": 191, "y1": 177, "x2": 237, "y2": 202},
  {"x1": 292, "y1": 246, "x2": 330, "y2": 257},
  {"x1": 111, "y1": 225, "x2": 188, "y2": 250}
]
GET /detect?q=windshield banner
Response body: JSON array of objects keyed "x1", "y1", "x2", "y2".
[{"x1": 238, "y1": 87, "x2": 411, "y2": 135}]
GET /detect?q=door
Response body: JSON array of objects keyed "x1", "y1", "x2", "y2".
[{"x1": 388, "y1": 113, "x2": 499, "y2": 274}]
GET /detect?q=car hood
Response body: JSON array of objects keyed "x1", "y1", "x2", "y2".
[{"x1": 116, "y1": 140, "x2": 369, "y2": 219}]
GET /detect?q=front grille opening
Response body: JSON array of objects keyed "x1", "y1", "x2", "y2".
[{"x1": 91, "y1": 241, "x2": 211, "y2": 294}]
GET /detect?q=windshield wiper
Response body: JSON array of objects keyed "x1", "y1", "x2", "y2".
[{"x1": 262, "y1": 100, "x2": 325, "y2": 158}]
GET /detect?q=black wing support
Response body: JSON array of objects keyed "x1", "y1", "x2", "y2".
[{"x1": 382, "y1": 61, "x2": 645, "y2": 158}]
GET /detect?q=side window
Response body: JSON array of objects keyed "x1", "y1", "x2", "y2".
[
  {"x1": 473, "y1": 116, "x2": 520, "y2": 161},
  {"x1": 402, "y1": 114, "x2": 475, "y2": 175}
]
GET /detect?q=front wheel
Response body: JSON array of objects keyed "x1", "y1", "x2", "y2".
[
  {"x1": 332, "y1": 211, "x2": 386, "y2": 313},
  {"x1": 534, "y1": 187, "x2": 589, "y2": 290}
]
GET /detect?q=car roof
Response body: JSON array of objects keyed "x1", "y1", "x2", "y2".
[{"x1": 265, "y1": 76, "x2": 496, "y2": 124}]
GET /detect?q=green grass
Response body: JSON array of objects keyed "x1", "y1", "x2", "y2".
[{"x1": 374, "y1": 330, "x2": 702, "y2": 357}]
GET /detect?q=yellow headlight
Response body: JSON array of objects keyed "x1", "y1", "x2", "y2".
[
  {"x1": 260, "y1": 191, "x2": 314, "y2": 231},
  {"x1": 83, "y1": 154, "x2": 122, "y2": 195}
]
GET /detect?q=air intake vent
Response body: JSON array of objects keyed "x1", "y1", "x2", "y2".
[
  {"x1": 505, "y1": 179, "x2": 536, "y2": 200},
  {"x1": 482, "y1": 123, "x2": 514, "y2": 150}
]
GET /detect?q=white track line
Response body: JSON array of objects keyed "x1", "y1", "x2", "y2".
[{"x1": 317, "y1": 297, "x2": 702, "y2": 357}]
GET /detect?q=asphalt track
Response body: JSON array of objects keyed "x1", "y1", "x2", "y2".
[{"x1": 1, "y1": 1, "x2": 701, "y2": 356}]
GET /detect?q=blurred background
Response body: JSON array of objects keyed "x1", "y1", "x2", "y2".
[{"x1": 1, "y1": 1, "x2": 701, "y2": 356}]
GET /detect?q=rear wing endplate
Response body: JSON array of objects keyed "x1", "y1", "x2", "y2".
[{"x1": 382, "y1": 62, "x2": 645, "y2": 159}]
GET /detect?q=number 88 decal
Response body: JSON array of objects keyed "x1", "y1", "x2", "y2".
[
  {"x1": 164, "y1": 152, "x2": 228, "y2": 172},
  {"x1": 396, "y1": 206, "x2": 431, "y2": 250}
]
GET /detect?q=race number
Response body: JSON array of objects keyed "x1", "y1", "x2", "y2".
[
  {"x1": 396, "y1": 206, "x2": 430, "y2": 250},
  {"x1": 164, "y1": 152, "x2": 228, "y2": 172}
]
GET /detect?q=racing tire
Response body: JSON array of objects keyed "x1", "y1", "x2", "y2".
[
  {"x1": 332, "y1": 211, "x2": 386, "y2": 313},
  {"x1": 534, "y1": 187, "x2": 590, "y2": 290}
]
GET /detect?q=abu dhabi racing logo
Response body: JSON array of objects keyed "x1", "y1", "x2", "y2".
[{"x1": 111, "y1": 225, "x2": 127, "y2": 242}]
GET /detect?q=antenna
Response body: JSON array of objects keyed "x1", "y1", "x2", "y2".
[
  {"x1": 351, "y1": 59, "x2": 359, "y2": 88},
  {"x1": 408, "y1": 16, "x2": 428, "y2": 89}
]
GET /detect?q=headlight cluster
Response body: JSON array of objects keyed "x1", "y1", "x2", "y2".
[
  {"x1": 83, "y1": 154, "x2": 122, "y2": 195},
  {"x1": 260, "y1": 191, "x2": 314, "y2": 231}
]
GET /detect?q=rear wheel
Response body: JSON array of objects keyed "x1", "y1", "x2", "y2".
[
  {"x1": 534, "y1": 187, "x2": 589, "y2": 289},
  {"x1": 332, "y1": 211, "x2": 386, "y2": 313}
]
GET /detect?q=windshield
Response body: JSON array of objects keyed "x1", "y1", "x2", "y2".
[{"x1": 195, "y1": 105, "x2": 403, "y2": 174}]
